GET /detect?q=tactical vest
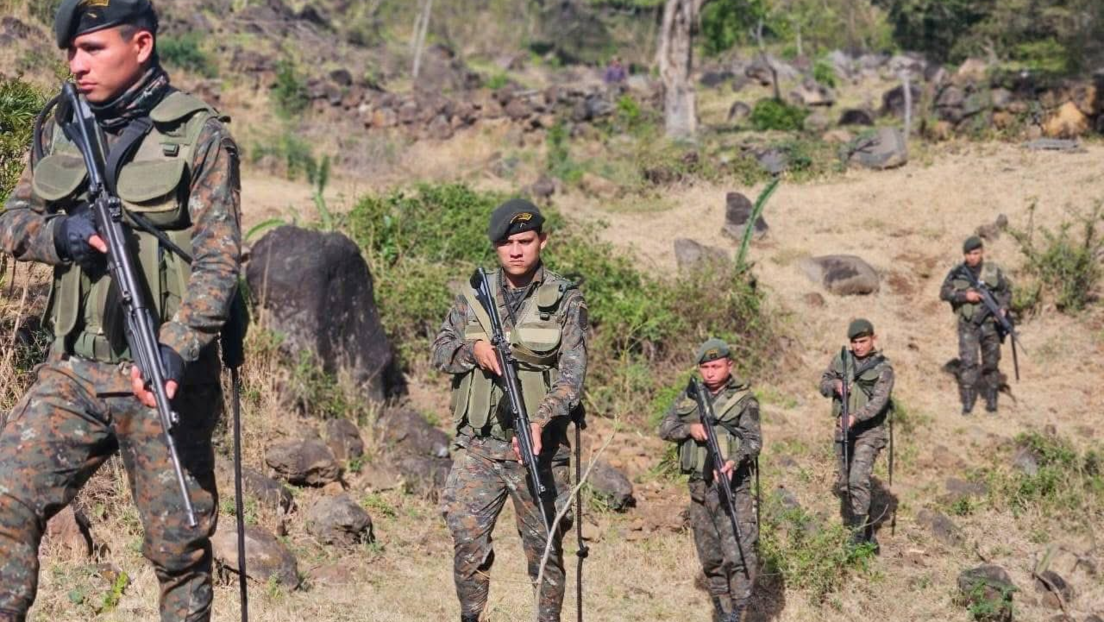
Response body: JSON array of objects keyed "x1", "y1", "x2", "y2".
[
  {"x1": 831, "y1": 351, "x2": 892, "y2": 425},
  {"x1": 33, "y1": 92, "x2": 221, "y2": 362},
  {"x1": 675, "y1": 383, "x2": 751, "y2": 475},
  {"x1": 951, "y1": 263, "x2": 1001, "y2": 323},
  {"x1": 450, "y1": 269, "x2": 573, "y2": 439}
]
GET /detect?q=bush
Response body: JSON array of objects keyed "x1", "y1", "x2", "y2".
[
  {"x1": 272, "y1": 60, "x2": 310, "y2": 118},
  {"x1": 812, "y1": 58, "x2": 838, "y2": 88},
  {"x1": 158, "y1": 33, "x2": 218, "y2": 78},
  {"x1": 249, "y1": 130, "x2": 319, "y2": 182},
  {"x1": 0, "y1": 76, "x2": 47, "y2": 205},
  {"x1": 545, "y1": 122, "x2": 584, "y2": 183},
  {"x1": 1011, "y1": 202, "x2": 1103, "y2": 313},
  {"x1": 985, "y1": 432, "x2": 1103, "y2": 520},
  {"x1": 749, "y1": 99, "x2": 808, "y2": 132}
]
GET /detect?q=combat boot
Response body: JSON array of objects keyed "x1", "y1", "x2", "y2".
[
  {"x1": 960, "y1": 387, "x2": 977, "y2": 415},
  {"x1": 984, "y1": 387, "x2": 998, "y2": 413},
  {"x1": 847, "y1": 515, "x2": 867, "y2": 548},
  {"x1": 724, "y1": 606, "x2": 744, "y2": 622},
  {"x1": 711, "y1": 596, "x2": 726, "y2": 622},
  {"x1": 461, "y1": 614, "x2": 480, "y2": 622},
  {"x1": 864, "y1": 523, "x2": 881, "y2": 555}
]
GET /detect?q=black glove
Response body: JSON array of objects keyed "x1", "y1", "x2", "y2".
[
  {"x1": 53, "y1": 204, "x2": 105, "y2": 273},
  {"x1": 158, "y1": 344, "x2": 186, "y2": 387}
]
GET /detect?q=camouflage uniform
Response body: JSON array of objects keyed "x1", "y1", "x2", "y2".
[
  {"x1": 818, "y1": 350, "x2": 894, "y2": 542},
  {"x1": 658, "y1": 376, "x2": 761, "y2": 621},
  {"x1": 0, "y1": 69, "x2": 240, "y2": 621},
  {"x1": 939, "y1": 262, "x2": 1012, "y2": 413},
  {"x1": 433, "y1": 265, "x2": 588, "y2": 622}
]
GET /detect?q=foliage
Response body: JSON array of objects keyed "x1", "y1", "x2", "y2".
[
  {"x1": 812, "y1": 58, "x2": 838, "y2": 88},
  {"x1": 749, "y1": 98, "x2": 808, "y2": 132},
  {"x1": 984, "y1": 432, "x2": 1103, "y2": 521},
  {"x1": 249, "y1": 129, "x2": 318, "y2": 182},
  {"x1": 272, "y1": 60, "x2": 310, "y2": 118},
  {"x1": 158, "y1": 33, "x2": 218, "y2": 78},
  {"x1": 545, "y1": 122, "x2": 585, "y2": 183},
  {"x1": 0, "y1": 76, "x2": 47, "y2": 205},
  {"x1": 1010, "y1": 202, "x2": 1103, "y2": 313},
  {"x1": 760, "y1": 496, "x2": 878, "y2": 602}
]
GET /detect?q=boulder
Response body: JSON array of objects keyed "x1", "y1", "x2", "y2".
[
  {"x1": 580, "y1": 172, "x2": 619, "y2": 199},
  {"x1": 916, "y1": 508, "x2": 963, "y2": 546},
  {"x1": 790, "y1": 79, "x2": 836, "y2": 107},
  {"x1": 754, "y1": 147, "x2": 789, "y2": 176},
  {"x1": 803, "y1": 110, "x2": 832, "y2": 133},
  {"x1": 376, "y1": 408, "x2": 452, "y2": 495},
  {"x1": 370, "y1": 106, "x2": 398, "y2": 129},
  {"x1": 846, "y1": 128, "x2": 908, "y2": 170},
  {"x1": 721, "y1": 191, "x2": 769, "y2": 242},
  {"x1": 414, "y1": 44, "x2": 480, "y2": 94},
  {"x1": 944, "y1": 477, "x2": 989, "y2": 503},
  {"x1": 674, "y1": 239, "x2": 730, "y2": 272},
  {"x1": 588, "y1": 461, "x2": 635, "y2": 511},
  {"x1": 745, "y1": 55, "x2": 800, "y2": 86},
  {"x1": 1012, "y1": 445, "x2": 1041, "y2": 476},
  {"x1": 800, "y1": 255, "x2": 880, "y2": 296},
  {"x1": 839, "y1": 109, "x2": 875, "y2": 127},
  {"x1": 247, "y1": 227, "x2": 395, "y2": 402},
  {"x1": 1044, "y1": 102, "x2": 1090, "y2": 139},
  {"x1": 699, "y1": 69, "x2": 735, "y2": 88},
  {"x1": 727, "y1": 101, "x2": 751, "y2": 122},
  {"x1": 307, "y1": 494, "x2": 373, "y2": 546},
  {"x1": 824, "y1": 50, "x2": 855, "y2": 80},
  {"x1": 325, "y1": 418, "x2": 365, "y2": 462},
  {"x1": 427, "y1": 114, "x2": 454, "y2": 140},
  {"x1": 528, "y1": 175, "x2": 557, "y2": 199},
  {"x1": 217, "y1": 462, "x2": 295, "y2": 512},
  {"x1": 44, "y1": 506, "x2": 93, "y2": 559},
  {"x1": 991, "y1": 88, "x2": 1014, "y2": 111},
  {"x1": 1034, "y1": 570, "x2": 1074, "y2": 610},
  {"x1": 266, "y1": 439, "x2": 343, "y2": 486},
  {"x1": 955, "y1": 58, "x2": 990, "y2": 85},
  {"x1": 976, "y1": 214, "x2": 1009, "y2": 242},
  {"x1": 822, "y1": 129, "x2": 855, "y2": 144},
  {"x1": 957, "y1": 565, "x2": 1016, "y2": 622},
  {"x1": 212, "y1": 523, "x2": 299, "y2": 588}
]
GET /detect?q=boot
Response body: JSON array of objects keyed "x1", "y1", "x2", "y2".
[
  {"x1": 985, "y1": 387, "x2": 998, "y2": 413},
  {"x1": 461, "y1": 615, "x2": 480, "y2": 622},
  {"x1": 864, "y1": 523, "x2": 881, "y2": 555},
  {"x1": 724, "y1": 606, "x2": 745, "y2": 622},
  {"x1": 847, "y1": 515, "x2": 867, "y2": 548},
  {"x1": 960, "y1": 386, "x2": 977, "y2": 415},
  {"x1": 711, "y1": 596, "x2": 726, "y2": 622}
]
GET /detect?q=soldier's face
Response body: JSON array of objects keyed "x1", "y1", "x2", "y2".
[
  {"x1": 699, "y1": 358, "x2": 733, "y2": 391},
  {"x1": 495, "y1": 230, "x2": 547, "y2": 278},
  {"x1": 964, "y1": 248, "x2": 984, "y2": 267},
  {"x1": 68, "y1": 27, "x2": 155, "y2": 104},
  {"x1": 851, "y1": 335, "x2": 875, "y2": 358}
]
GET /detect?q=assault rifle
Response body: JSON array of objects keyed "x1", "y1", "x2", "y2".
[
  {"x1": 57, "y1": 83, "x2": 197, "y2": 527},
  {"x1": 955, "y1": 264, "x2": 1024, "y2": 381},
  {"x1": 838, "y1": 347, "x2": 852, "y2": 508},
  {"x1": 686, "y1": 378, "x2": 750, "y2": 580},
  {"x1": 469, "y1": 267, "x2": 553, "y2": 533}
]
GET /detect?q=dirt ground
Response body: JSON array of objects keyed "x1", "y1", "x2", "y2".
[{"x1": 27, "y1": 141, "x2": 1104, "y2": 621}]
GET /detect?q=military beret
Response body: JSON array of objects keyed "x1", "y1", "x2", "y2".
[
  {"x1": 55, "y1": 0, "x2": 158, "y2": 48},
  {"x1": 963, "y1": 236, "x2": 984, "y2": 253},
  {"x1": 847, "y1": 318, "x2": 875, "y2": 340},
  {"x1": 487, "y1": 198, "x2": 545, "y2": 243},
  {"x1": 696, "y1": 338, "x2": 731, "y2": 364}
]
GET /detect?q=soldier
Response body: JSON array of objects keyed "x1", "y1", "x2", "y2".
[
  {"x1": 432, "y1": 199, "x2": 588, "y2": 622},
  {"x1": 0, "y1": 1, "x2": 241, "y2": 619},
  {"x1": 940, "y1": 236, "x2": 1013, "y2": 414},
  {"x1": 659, "y1": 339, "x2": 761, "y2": 622},
  {"x1": 818, "y1": 319, "x2": 894, "y2": 551}
]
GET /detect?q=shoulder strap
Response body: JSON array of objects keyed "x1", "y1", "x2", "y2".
[
  {"x1": 105, "y1": 117, "x2": 154, "y2": 196},
  {"x1": 851, "y1": 354, "x2": 886, "y2": 381},
  {"x1": 462, "y1": 276, "x2": 497, "y2": 336}
]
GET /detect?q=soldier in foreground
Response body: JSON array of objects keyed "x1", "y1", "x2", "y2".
[
  {"x1": 819, "y1": 320, "x2": 894, "y2": 551},
  {"x1": 432, "y1": 199, "x2": 588, "y2": 622},
  {"x1": 659, "y1": 339, "x2": 761, "y2": 622},
  {"x1": 0, "y1": 0, "x2": 241, "y2": 619},
  {"x1": 939, "y1": 236, "x2": 1014, "y2": 414}
]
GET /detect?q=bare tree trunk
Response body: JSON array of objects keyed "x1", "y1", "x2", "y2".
[
  {"x1": 656, "y1": 0, "x2": 706, "y2": 140},
  {"x1": 411, "y1": 0, "x2": 434, "y2": 80}
]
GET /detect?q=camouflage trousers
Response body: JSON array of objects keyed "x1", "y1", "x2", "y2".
[
  {"x1": 688, "y1": 477, "x2": 758, "y2": 612},
  {"x1": 835, "y1": 426, "x2": 887, "y2": 522},
  {"x1": 441, "y1": 448, "x2": 572, "y2": 622},
  {"x1": 0, "y1": 357, "x2": 220, "y2": 622},
  {"x1": 957, "y1": 320, "x2": 1002, "y2": 392}
]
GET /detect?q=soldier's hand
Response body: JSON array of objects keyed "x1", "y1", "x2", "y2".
[
  {"x1": 833, "y1": 379, "x2": 844, "y2": 396},
  {"x1": 689, "y1": 423, "x2": 708, "y2": 442},
  {"x1": 130, "y1": 345, "x2": 184, "y2": 408},
  {"x1": 473, "y1": 340, "x2": 502, "y2": 376},
  {"x1": 716, "y1": 459, "x2": 737, "y2": 481},
  {"x1": 512, "y1": 421, "x2": 543, "y2": 463},
  {"x1": 965, "y1": 290, "x2": 982, "y2": 303}
]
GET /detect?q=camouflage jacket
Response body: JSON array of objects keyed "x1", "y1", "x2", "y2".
[
  {"x1": 431, "y1": 264, "x2": 588, "y2": 460},
  {"x1": 818, "y1": 350, "x2": 894, "y2": 432},
  {"x1": 0, "y1": 89, "x2": 241, "y2": 370},
  {"x1": 939, "y1": 261, "x2": 1012, "y2": 324},
  {"x1": 658, "y1": 375, "x2": 762, "y2": 477}
]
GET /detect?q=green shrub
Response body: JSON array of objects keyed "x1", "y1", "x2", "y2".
[
  {"x1": 546, "y1": 121, "x2": 584, "y2": 183},
  {"x1": 1011, "y1": 202, "x2": 1103, "y2": 313},
  {"x1": 272, "y1": 60, "x2": 310, "y2": 118},
  {"x1": 249, "y1": 130, "x2": 318, "y2": 181},
  {"x1": 812, "y1": 58, "x2": 838, "y2": 88},
  {"x1": 485, "y1": 72, "x2": 510, "y2": 91},
  {"x1": 158, "y1": 33, "x2": 218, "y2": 78},
  {"x1": 0, "y1": 76, "x2": 47, "y2": 205},
  {"x1": 984, "y1": 432, "x2": 1103, "y2": 520},
  {"x1": 749, "y1": 99, "x2": 808, "y2": 132}
]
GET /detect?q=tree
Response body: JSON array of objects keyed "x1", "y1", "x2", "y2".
[{"x1": 657, "y1": 0, "x2": 709, "y2": 139}]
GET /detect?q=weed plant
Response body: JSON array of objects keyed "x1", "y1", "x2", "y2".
[
  {"x1": 158, "y1": 33, "x2": 218, "y2": 78},
  {"x1": 1010, "y1": 201, "x2": 1103, "y2": 313},
  {"x1": 0, "y1": 76, "x2": 46, "y2": 204}
]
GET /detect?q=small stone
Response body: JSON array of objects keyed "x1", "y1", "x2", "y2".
[
  {"x1": 212, "y1": 523, "x2": 299, "y2": 588},
  {"x1": 587, "y1": 461, "x2": 635, "y2": 511},
  {"x1": 266, "y1": 439, "x2": 343, "y2": 487},
  {"x1": 307, "y1": 494, "x2": 373, "y2": 546}
]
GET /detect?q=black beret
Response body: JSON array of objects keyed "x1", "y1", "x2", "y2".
[
  {"x1": 55, "y1": 0, "x2": 158, "y2": 48},
  {"x1": 963, "y1": 236, "x2": 984, "y2": 253},
  {"x1": 848, "y1": 318, "x2": 874, "y2": 340},
  {"x1": 487, "y1": 198, "x2": 545, "y2": 243}
]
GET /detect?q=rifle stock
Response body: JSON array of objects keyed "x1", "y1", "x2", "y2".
[{"x1": 59, "y1": 83, "x2": 197, "y2": 527}]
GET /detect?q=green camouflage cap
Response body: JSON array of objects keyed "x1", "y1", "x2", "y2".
[
  {"x1": 848, "y1": 318, "x2": 874, "y2": 340},
  {"x1": 696, "y1": 338, "x2": 731, "y2": 364},
  {"x1": 963, "y1": 236, "x2": 984, "y2": 253},
  {"x1": 55, "y1": 0, "x2": 158, "y2": 48},
  {"x1": 487, "y1": 198, "x2": 545, "y2": 243}
]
